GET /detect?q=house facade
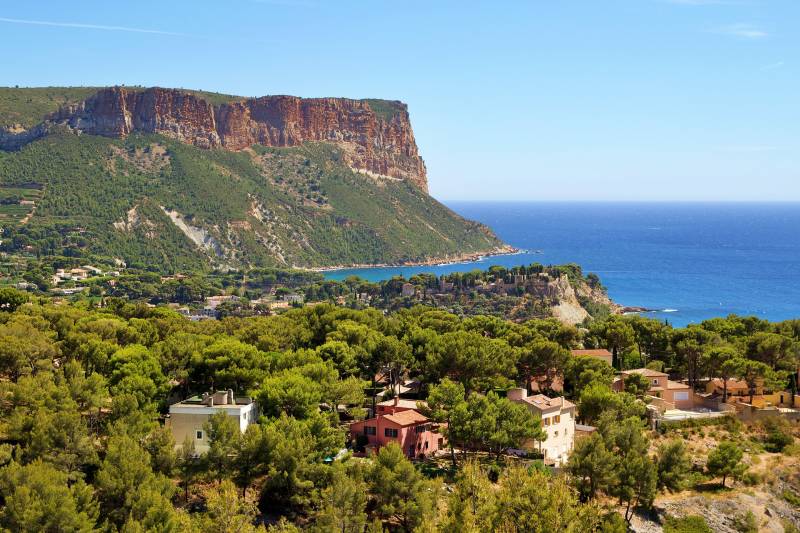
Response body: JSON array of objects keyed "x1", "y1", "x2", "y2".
[
  {"x1": 507, "y1": 388, "x2": 576, "y2": 465},
  {"x1": 350, "y1": 409, "x2": 442, "y2": 459},
  {"x1": 613, "y1": 368, "x2": 694, "y2": 409},
  {"x1": 167, "y1": 391, "x2": 258, "y2": 454}
]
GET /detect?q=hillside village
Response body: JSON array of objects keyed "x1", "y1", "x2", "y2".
[
  {"x1": 1, "y1": 260, "x2": 619, "y2": 326},
  {"x1": 160, "y1": 331, "x2": 800, "y2": 531},
  {"x1": 0, "y1": 279, "x2": 798, "y2": 531}
]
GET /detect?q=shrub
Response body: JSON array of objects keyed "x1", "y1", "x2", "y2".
[
  {"x1": 764, "y1": 428, "x2": 793, "y2": 453},
  {"x1": 487, "y1": 463, "x2": 502, "y2": 483},
  {"x1": 783, "y1": 489, "x2": 800, "y2": 508},
  {"x1": 659, "y1": 415, "x2": 739, "y2": 433},
  {"x1": 784, "y1": 443, "x2": 800, "y2": 457},
  {"x1": 664, "y1": 515, "x2": 713, "y2": 533},
  {"x1": 740, "y1": 470, "x2": 761, "y2": 486},
  {"x1": 731, "y1": 511, "x2": 758, "y2": 533},
  {"x1": 782, "y1": 519, "x2": 800, "y2": 533}
]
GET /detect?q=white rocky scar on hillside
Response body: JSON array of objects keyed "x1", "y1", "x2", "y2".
[
  {"x1": 160, "y1": 207, "x2": 224, "y2": 257},
  {"x1": 113, "y1": 206, "x2": 157, "y2": 238}
]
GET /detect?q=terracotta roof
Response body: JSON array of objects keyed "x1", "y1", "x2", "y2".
[
  {"x1": 623, "y1": 368, "x2": 668, "y2": 378},
  {"x1": 667, "y1": 380, "x2": 690, "y2": 390},
  {"x1": 710, "y1": 378, "x2": 749, "y2": 390},
  {"x1": 383, "y1": 410, "x2": 429, "y2": 426},
  {"x1": 521, "y1": 393, "x2": 575, "y2": 411},
  {"x1": 571, "y1": 349, "x2": 612, "y2": 357}
]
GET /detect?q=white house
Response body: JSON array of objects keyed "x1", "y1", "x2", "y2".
[
  {"x1": 507, "y1": 388, "x2": 576, "y2": 465},
  {"x1": 167, "y1": 390, "x2": 258, "y2": 454}
]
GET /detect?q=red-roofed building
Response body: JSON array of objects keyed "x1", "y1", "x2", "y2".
[
  {"x1": 350, "y1": 409, "x2": 443, "y2": 459},
  {"x1": 375, "y1": 397, "x2": 425, "y2": 415}
]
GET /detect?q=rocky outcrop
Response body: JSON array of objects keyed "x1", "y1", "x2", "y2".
[{"x1": 2, "y1": 87, "x2": 428, "y2": 191}]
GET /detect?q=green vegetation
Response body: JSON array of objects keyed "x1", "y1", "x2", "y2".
[
  {"x1": 664, "y1": 515, "x2": 713, "y2": 533},
  {"x1": 362, "y1": 99, "x2": 406, "y2": 121},
  {"x1": 0, "y1": 86, "x2": 100, "y2": 128},
  {"x1": 706, "y1": 441, "x2": 746, "y2": 488},
  {"x1": 0, "y1": 132, "x2": 502, "y2": 271},
  {"x1": 0, "y1": 289, "x2": 798, "y2": 530}
]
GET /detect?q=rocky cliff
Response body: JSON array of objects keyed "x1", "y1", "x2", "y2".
[{"x1": 1, "y1": 87, "x2": 428, "y2": 191}]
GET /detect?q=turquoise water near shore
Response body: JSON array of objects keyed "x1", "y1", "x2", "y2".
[{"x1": 324, "y1": 202, "x2": 800, "y2": 327}]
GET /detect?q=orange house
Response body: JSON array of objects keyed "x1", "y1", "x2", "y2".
[{"x1": 350, "y1": 410, "x2": 443, "y2": 459}]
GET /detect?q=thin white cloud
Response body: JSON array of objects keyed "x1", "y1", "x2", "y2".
[
  {"x1": 0, "y1": 17, "x2": 182, "y2": 36},
  {"x1": 713, "y1": 23, "x2": 768, "y2": 39},
  {"x1": 762, "y1": 60, "x2": 785, "y2": 71}
]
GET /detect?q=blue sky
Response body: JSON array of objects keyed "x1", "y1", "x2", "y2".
[{"x1": 1, "y1": 0, "x2": 797, "y2": 201}]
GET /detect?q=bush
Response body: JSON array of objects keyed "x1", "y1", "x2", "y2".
[
  {"x1": 740, "y1": 471, "x2": 761, "y2": 486},
  {"x1": 764, "y1": 428, "x2": 793, "y2": 453},
  {"x1": 784, "y1": 442, "x2": 800, "y2": 457},
  {"x1": 664, "y1": 515, "x2": 713, "y2": 533},
  {"x1": 487, "y1": 463, "x2": 502, "y2": 483},
  {"x1": 659, "y1": 415, "x2": 740, "y2": 433},
  {"x1": 731, "y1": 511, "x2": 758, "y2": 533},
  {"x1": 783, "y1": 489, "x2": 800, "y2": 508},
  {"x1": 782, "y1": 519, "x2": 800, "y2": 533},
  {"x1": 685, "y1": 471, "x2": 709, "y2": 489}
]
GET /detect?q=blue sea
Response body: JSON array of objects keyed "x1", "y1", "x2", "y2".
[{"x1": 325, "y1": 202, "x2": 800, "y2": 327}]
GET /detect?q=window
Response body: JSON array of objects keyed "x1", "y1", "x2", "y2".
[
  {"x1": 652, "y1": 378, "x2": 659, "y2": 385},
  {"x1": 543, "y1": 417, "x2": 550, "y2": 426},
  {"x1": 384, "y1": 428, "x2": 398, "y2": 438},
  {"x1": 415, "y1": 424, "x2": 429, "y2": 434},
  {"x1": 364, "y1": 426, "x2": 376, "y2": 436},
  {"x1": 195, "y1": 430, "x2": 203, "y2": 440},
  {"x1": 554, "y1": 415, "x2": 561, "y2": 424}
]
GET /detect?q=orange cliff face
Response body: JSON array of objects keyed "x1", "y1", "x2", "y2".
[{"x1": 48, "y1": 87, "x2": 428, "y2": 191}]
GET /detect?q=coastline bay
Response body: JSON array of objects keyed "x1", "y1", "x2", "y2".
[{"x1": 324, "y1": 202, "x2": 800, "y2": 327}]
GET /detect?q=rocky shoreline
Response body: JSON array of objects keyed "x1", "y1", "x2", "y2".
[{"x1": 305, "y1": 244, "x2": 519, "y2": 272}]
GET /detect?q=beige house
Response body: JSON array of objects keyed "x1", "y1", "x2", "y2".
[
  {"x1": 508, "y1": 388, "x2": 576, "y2": 465},
  {"x1": 167, "y1": 391, "x2": 258, "y2": 453}
]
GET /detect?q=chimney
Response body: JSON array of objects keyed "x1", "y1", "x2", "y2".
[{"x1": 507, "y1": 388, "x2": 527, "y2": 402}]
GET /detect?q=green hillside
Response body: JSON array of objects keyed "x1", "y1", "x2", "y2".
[{"x1": 0, "y1": 130, "x2": 503, "y2": 272}]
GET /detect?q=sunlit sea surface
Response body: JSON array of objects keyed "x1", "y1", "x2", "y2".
[{"x1": 324, "y1": 202, "x2": 800, "y2": 327}]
